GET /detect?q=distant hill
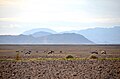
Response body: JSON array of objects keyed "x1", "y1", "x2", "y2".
[
  {"x1": 31, "y1": 31, "x2": 52, "y2": 38},
  {"x1": 0, "y1": 35, "x2": 41, "y2": 44},
  {"x1": 38, "y1": 33, "x2": 93, "y2": 44},
  {"x1": 0, "y1": 33, "x2": 93, "y2": 44},
  {"x1": 62, "y1": 26, "x2": 120, "y2": 44},
  {"x1": 78, "y1": 26, "x2": 120, "y2": 44},
  {"x1": 23, "y1": 28, "x2": 57, "y2": 35}
]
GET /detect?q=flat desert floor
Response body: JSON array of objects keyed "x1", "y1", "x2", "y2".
[{"x1": 0, "y1": 44, "x2": 120, "y2": 79}]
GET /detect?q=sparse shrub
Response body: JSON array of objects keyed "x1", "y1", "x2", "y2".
[
  {"x1": 88, "y1": 55, "x2": 98, "y2": 59},
  {"x1": 15, "y1": 53, "x2": 21, "y2": 60},
  {"x1": 101, "y1": 50, "x2": 106, "y2": 54},
  {"x1": 66, "y1": 55, "x2": 74, "y2": 59}
]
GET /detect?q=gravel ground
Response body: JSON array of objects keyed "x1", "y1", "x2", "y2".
[{"x1": 0, "y1": 60, "x2": 120, "y2": 79}]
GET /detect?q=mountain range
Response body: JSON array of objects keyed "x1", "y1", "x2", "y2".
[
  {"x1": 23, "y1": 26, "x2": 120, "y2": 44},
  {"x1": 0, "y1": 26, "x2": 120, "y2": 44},
  {"x1": 0, "y1": 33, "x2": 93, "y2": 44}
]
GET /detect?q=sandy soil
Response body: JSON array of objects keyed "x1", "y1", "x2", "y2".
[{"x1": 0, "y1": 60, "x2": 120, "y2": 79}]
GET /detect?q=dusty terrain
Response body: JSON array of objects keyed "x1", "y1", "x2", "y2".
[{"x1": 0, "y1": 44, "x2": 120, "y2": 79}]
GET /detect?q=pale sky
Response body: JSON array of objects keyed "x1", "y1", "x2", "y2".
[{"x1": 0, "y1": 0, "x2": 120, "y2": 35}]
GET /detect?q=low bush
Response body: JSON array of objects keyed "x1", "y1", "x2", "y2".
[
  {"x1": 89, "y1": 55, "x2": 98, "y2": 59},
  {"x1": 66, "y1": 55, "x2": 74, "y2": 59}
]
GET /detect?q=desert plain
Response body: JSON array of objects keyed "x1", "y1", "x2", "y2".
[{"x1": 0, "y1": 44, "x2": 120, "y2": 79}]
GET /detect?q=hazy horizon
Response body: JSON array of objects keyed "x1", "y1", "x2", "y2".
[{"x1": 0, "y1": 0, "x2": 120, "y2": 35}]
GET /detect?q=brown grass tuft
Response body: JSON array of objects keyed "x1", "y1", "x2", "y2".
[{"x1": 15, "y1": 53, "x2": 21, "y2": 60}]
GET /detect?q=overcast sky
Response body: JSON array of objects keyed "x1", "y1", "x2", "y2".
[{"x1": 0, "y1": 0, "x2": 120, "y2": 35}]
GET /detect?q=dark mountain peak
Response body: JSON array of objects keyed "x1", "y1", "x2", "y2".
[{"x1": 39, "y1": 33, "x2": 93, "y2": 44}]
